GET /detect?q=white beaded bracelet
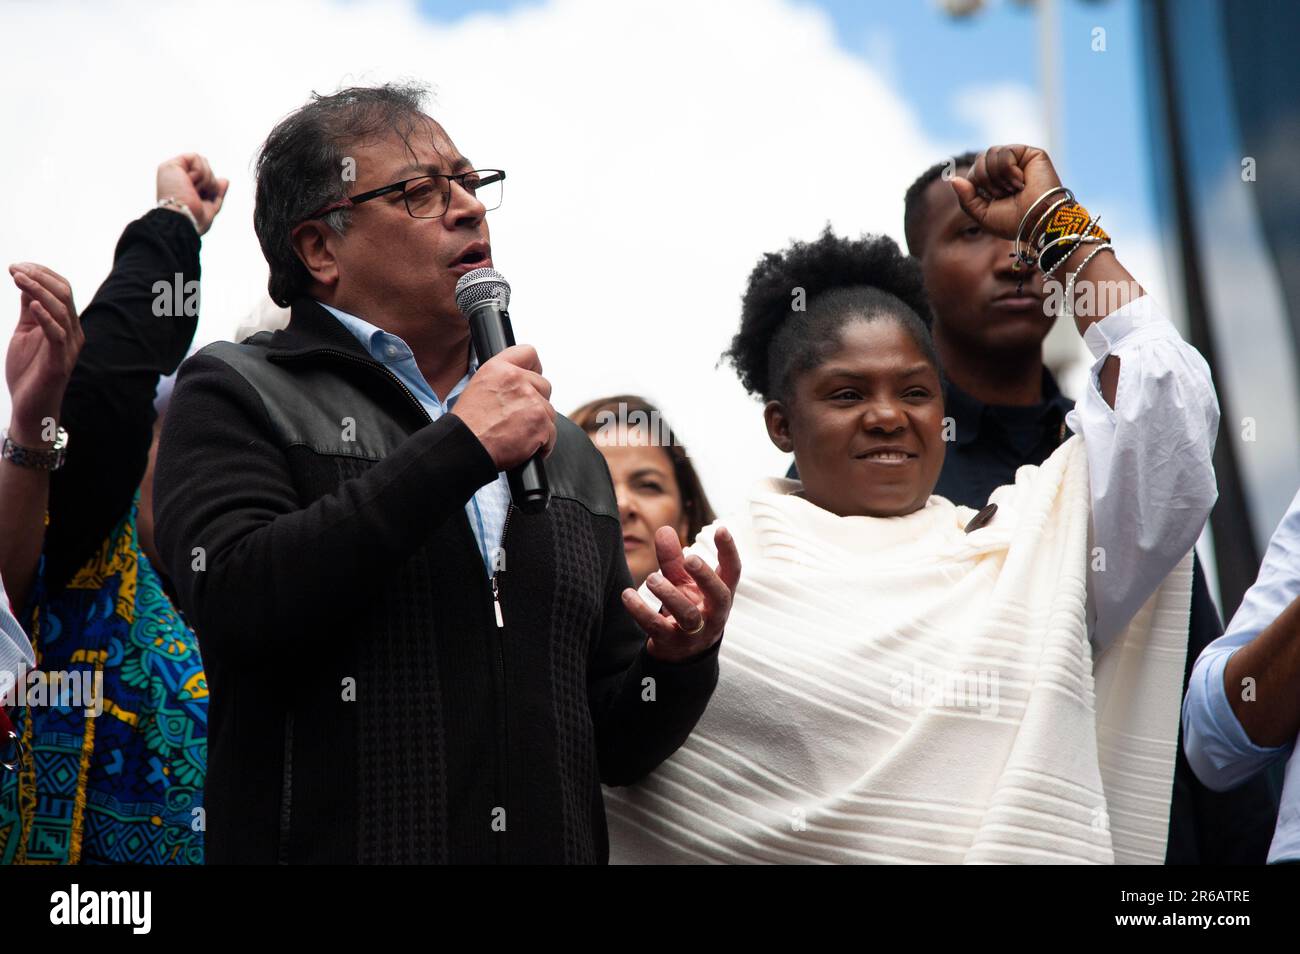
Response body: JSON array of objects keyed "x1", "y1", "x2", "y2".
[{"x1": 1063, "y1": 243, "x2": 1115, "y2": 320}]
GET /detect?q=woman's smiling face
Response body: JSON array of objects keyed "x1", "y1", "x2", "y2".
[{"x1": 765, "y1": 316, "x2": 947, "y2": 518}]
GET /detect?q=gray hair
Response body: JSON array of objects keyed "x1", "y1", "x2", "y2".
[{"x1": 253, "y1": 82, "x2": 433, "y2": 307}]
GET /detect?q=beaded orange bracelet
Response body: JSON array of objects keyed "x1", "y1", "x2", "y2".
[{"x1": 1037, "y1": 201, "x2": 1110, "y2": 274}]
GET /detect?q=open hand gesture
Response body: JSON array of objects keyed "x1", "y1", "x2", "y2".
[
  {"x1": 621, "y1": 526, "x2": 741, "y2": 662},
  {"x1": 5, "y1": 263, "x2": 82, "y2": 444}
]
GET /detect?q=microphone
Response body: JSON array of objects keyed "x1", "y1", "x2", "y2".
[{"x1": 455, "y1": 267, "x2": 550, "y2": 514}]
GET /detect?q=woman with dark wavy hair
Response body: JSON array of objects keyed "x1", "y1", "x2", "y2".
[{"x1": 570, "y1": 395, "x2": 715, "y2": 589}]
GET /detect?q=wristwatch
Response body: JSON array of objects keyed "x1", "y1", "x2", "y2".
[
  {"x1": 1, "y1": 426, "x2": 69, "y2": 471},
  {"x1": 156, "y1": 197, "x2": 200, "y2": 233}
]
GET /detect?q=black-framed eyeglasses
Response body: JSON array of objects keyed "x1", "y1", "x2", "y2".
[{"x1": 299, "y1": 169, "x2": 505, "y2": 224}]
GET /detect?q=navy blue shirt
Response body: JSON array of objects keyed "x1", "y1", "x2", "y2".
[{"x1": 933, "y1": 369, "x2": 1074, "y2": 509}]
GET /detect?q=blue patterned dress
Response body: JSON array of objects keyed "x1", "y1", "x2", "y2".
[{"x1": 0, "y1": 497, "x2": 207, "y2": 864}]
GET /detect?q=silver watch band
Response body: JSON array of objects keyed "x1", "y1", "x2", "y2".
[
  {"x1": 156, "y1": 197, "x2": 200, "y2": 233},
  {"x1": 1, "y1": 427, "x2": 69, "y2": 471}
]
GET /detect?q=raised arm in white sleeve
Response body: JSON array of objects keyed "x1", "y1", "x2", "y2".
[{"x1": 1065, "y1": 295, "x2": 1220, "y2": 654}]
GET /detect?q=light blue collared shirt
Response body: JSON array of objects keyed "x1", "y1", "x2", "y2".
[
  {"x1": 1183, "y1": 486, "x2": 1300, "y2": 862},
  {"x1": 319, "y1": 302, "x2": 511, "y2": 575}
]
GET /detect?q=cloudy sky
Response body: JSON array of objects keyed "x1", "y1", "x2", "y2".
[{"x1": 0, "y1": 0, "x2": 1167, "y2": 513}]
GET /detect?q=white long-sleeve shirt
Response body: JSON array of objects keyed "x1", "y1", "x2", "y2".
[
  {"x1": 1065, "y1": 295, "x2": 1220, "y2": 653},
  {"x1": 1182, "y1": 487, "x2": 1300, "y2": 862}
]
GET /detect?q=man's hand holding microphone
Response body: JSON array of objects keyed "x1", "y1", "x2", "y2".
[{"x1": 450, "y1": 343, "x2": 557, "y2": 469}]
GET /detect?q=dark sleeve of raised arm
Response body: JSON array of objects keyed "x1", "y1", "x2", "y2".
[{"x1": 44, "y1": 208, "x2": 201, "y2": 591}]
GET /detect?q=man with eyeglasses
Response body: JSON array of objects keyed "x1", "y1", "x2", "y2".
[{"x1": 153, "y1": 83, "x2": 739, "y2": 865}]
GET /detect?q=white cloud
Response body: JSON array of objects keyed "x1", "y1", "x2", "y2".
[
  {"x1": 861, "y1": 28, "x2": 900, "y2": 87},
  {"x1": 950, "y1": 81, "x2": 1047, "y2": 152}
]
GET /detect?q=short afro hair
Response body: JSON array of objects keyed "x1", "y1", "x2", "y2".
[
  {"x1": 903, "y1": 150, "x2": 978, "y2": 256},
  {"x1": 722, "y1": 227, "x2": 939, "y2": 406}
]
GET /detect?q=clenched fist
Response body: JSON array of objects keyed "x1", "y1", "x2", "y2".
[
  {"x1": 157, "y1": 153, "x2": 229, "y2": 236},
  {"x1": 950, "y1": 144, "x2": 1064, "y2": 242}
]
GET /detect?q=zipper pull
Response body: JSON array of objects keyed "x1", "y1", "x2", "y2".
[{"x1": 491, "y1": 575, "x2": 504, "y2": 628}]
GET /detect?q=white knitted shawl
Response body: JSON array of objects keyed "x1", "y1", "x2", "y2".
[{"x1": 607, "y1": 437, "x2": 1193, "y2": 864}]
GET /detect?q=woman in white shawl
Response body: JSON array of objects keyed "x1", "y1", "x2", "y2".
[{"x1": 606, "y1": 144, "x2": 1219, "y2": 864}]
